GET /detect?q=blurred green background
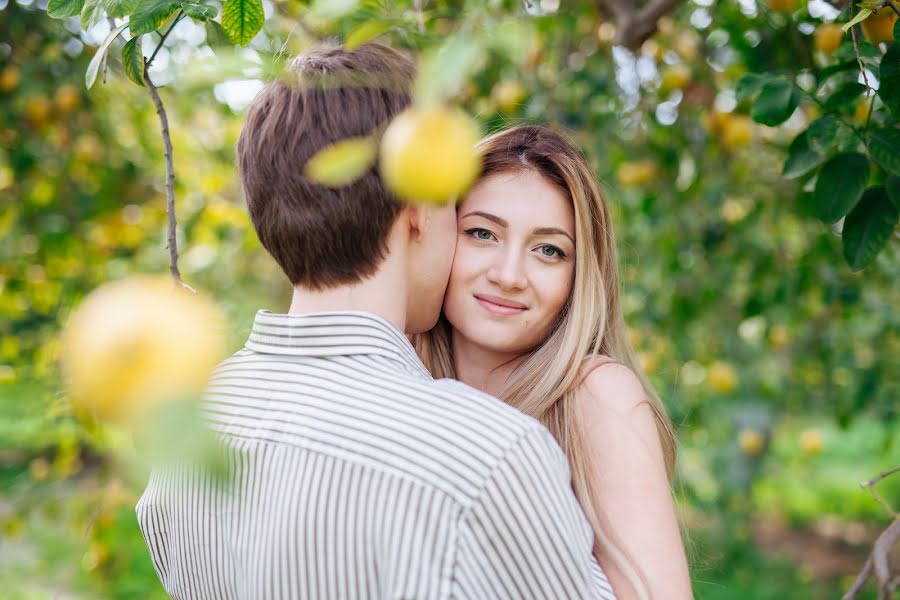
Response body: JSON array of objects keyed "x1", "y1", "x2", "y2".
[{"x1": 1, "y1": 0, "x2": 898, "y2": 598}]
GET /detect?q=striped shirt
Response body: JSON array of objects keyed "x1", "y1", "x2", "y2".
[{"x1": 137, "y1": 310, "x2": 615, "y2": 599}]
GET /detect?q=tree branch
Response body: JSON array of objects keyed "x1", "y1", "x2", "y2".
[
  {"x1": 144, "y1": 63, "x2": 192, "y2": 291},
  {"x1": 593, "y1": 0, "x2": 686, "y2": 50}
]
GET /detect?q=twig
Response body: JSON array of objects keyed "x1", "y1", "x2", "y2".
[
  {"x1": 144, "y1": 63, "x2": 192, "y2": 292},
  {"x1": 844, "y1": 555, "x2": 874, "y2": 600},
  {"x1": 148, "y1": 11, "x2": 185, "y2": 69},
  {"x1": 861, "y1": 465, "x2": 900, "y2": 517},
  {"x1": 862, "y1": 466, "x2": 900, "y2": 488},
  {"x1": 848, "y1": 1, "x2": 871, "y2": 91},
  {"x1": 885, "y1": 0, "x2": 900, "y2": 18}
]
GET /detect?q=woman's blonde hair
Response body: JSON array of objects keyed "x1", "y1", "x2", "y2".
[{"x1": 413, "y1": 125, "x2": 677, "y2": 599}]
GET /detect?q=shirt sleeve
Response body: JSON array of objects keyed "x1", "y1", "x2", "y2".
[{"x1": 451, "y1": 427, "x2": 612, "y2": 599}]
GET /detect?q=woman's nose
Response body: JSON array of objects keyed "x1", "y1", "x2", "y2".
[{"x1": 486, "y1": 248, "x2": 527, "y2": 291}]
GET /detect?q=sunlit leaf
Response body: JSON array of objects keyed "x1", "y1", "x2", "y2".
[
  {"x1": 204, "y1": 20, "x2": 231, "y2": 50},
  {"x1": 106, "y1": 0, "x2": 138, "y2": 18},
  {"x1": 345, "y1": 20, "x2": 393, "y2": 51},
  {"x1": 47, "y1": 0, "x2": 84, "y2": 18},
  {"x1": 308, "y1": 0, "x2": 359, "y2": 22},
  {"x1": 304, "y1": 137, "x2": 378, "y2": 187},
  {"x1": 842, "y1": 8, "x2": 872, "y2": 32},
  {"x1": 129, "y1": 0, "x2": 181, "y2": 35},
  {"x1": 80, "y1": 0, "x2": 107, "y2": 30},
  {"x1": 85, "y1": 22, "x2": 129, "y2": 90},
  {"x1": 221, "y1": 0, "x2": 264, "y2": 46},
  {"x1": 416, "y1": 33, "x2": 486, "y2": 105},
  {"x1": 814, "y1": 153, "x2": 869, "y2": 223},
  {"x1": 842, "y1": 187, "x2": 899, "y2": 270},
  {"x1": 181, "y1": 1, "x2": 217, "y2": 22},
  {"x1": 122, "y1": 37, "x2": 145, "y2": 87}
]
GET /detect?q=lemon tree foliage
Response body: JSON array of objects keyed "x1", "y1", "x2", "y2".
[{"x1": 2, "y1": 0, "x2": 898, "y2": 595}]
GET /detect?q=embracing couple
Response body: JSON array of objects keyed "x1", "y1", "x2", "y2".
[{"x1": 136, "y1": 42, "x2": 692, "y2": 599}]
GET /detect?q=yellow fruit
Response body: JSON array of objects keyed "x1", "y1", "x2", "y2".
[
  {"x1": 660, "y1": 64, "x2": 691, "y2": 93},
  {"x1": 860, "y1": 5, "x2": 898, "y2": 44},
  {"x1": 768, "y1": 325, "x2": 790, "y2": 349},
  {"x1": 673, "y1": 31, "x2": 701, "y2": 61},
  {"x1": 814, "y1": 23, "x2": 843, "y2": 55},
  {"x1": 54, "y1": 84, "x2": 81, "y2": 114},
  {"x1": 24, "y1": 96, "x2": 51, "y2": 127},
  {"x1": 60, "y1": 276, "x2": 226, "y2": 424},
  {"x1": 722, "y1": 115, "x2": 753, "y2": 149},
  {"x1": 491, "y1": 80, "x2": 526, "y2": 113},
  {"x1": 615, "y1": 160, "x2": 658, "y2": 187},
  {"x1": 380, "y1": 105, "x2": 481, "y2": 204},
  {"x1": 738, "y1": 428, "x2": 765, "y2": 456},
  {"x1": 767, "y1": 0, "x2": 802, "y2": 13},
  {"x1": 800, "y1": 429, "x2": 824, "y2": 455},
  {"x1": 0, "y1": 66, "x2": 20, "y2": 93},
  {"x1": 852, "y1": 97, "x2": 872, "y2": 124},
  {"x1": 708, "y1": 361, "x2": 738, "y2": 394}
]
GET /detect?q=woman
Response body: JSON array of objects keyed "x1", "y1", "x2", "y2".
[{"x1": 414, "y1": 125, "x2": 692, "y2": 599}]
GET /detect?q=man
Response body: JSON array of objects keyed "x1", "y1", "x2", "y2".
[{"x1": 137, "y1": 42, "x2": 615, "y2": 599}]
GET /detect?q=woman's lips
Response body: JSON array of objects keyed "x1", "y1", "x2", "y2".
[{"x1": 474, "y1": 294, "x2": 527, "y2": 316}]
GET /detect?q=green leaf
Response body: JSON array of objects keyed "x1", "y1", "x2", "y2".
[
  {"x1": 818, "y1": 61, "x2": 858, "y2": 84},
  {"x1": 129, "y1": 0, "x2": 181, "y2": 35},
  {"x1": 106, "y1": 0, "x2": 138, "y2": 18},
  {"x1": 868, "y1": 128, "x2": 900, "y2": 176},
  {"x1": 842, "y1": 187, "x2": 899, "y2": 270},
  {"x1": 344, "y1": 20, "x2": 393, "y2": 51},
  {"x1": 842, "y1": 8, "x2": 872, "y2": 32},
  {"x1": 878, "y1": 44, "x2": 900, "y2": 117},
  {"x1": 895, "y1": 15, "x2": 900, "y2": 41},
  {"x1": 806, "y1": 115, "x2": 840, "y2": 153},
  {"x1": 887, "y1": 175, "x2": 900, "y2": 209},
  {"x1": 85, "y1": 22, "x2": 129, "y2": 89},
  {"x1": 751, "y1": 79, "x2": 799, "y2": 126},
  {"x1": 80, "y1": 0, "x2": 108, "y2": 30},
  {"x1": 181, "y1": 1, "x2": 217, "y2": 21},
  {"x1": 783, "y1": 130, "x2": 826, "y2": 179},
  {"x1": 735, "y1": 73, "x2": 772, "y2": 102},
  {"x1": 204, "y1": 20, "x2": 231, "y2": 50},
  {"x1": 814, "y1": 152, "x2": 870, "y2": 223},
  {"x1": 47, "y1": 0, "x2": 84, "y2": 18},
  {"x1": 221, "y1": 0, "x2": 264, "y2": 46},
  {"x1": 824, "y1": 81, "x2": 867, "y2": 111},
  {"x1": 304, "y1": 137, "x2": 377, "y2": 187},
  {"x1": 122, "y1": 36, "x2": 145, "y2": 86}
]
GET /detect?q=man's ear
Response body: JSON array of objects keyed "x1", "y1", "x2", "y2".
[{"x1": 405, "y1": 204, "x2": 431, "y2": 243}]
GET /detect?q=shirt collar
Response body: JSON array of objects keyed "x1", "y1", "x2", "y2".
[{"x1": 245, "y1": 310, "x2": 432, "y2": 380}]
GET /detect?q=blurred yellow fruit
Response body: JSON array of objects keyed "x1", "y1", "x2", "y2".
[
  {"x1": 861, "y1": 5, "x2": 898, "y2": 44},
  {"x1": 53, "y1": 84, "x2": 81, "y2": 114},
  {"x1": 708, "y1": 361, "x2": 738, "y2": 393},
  {"x1": 768, "y1": 324, "x2": 790, "y2": 349},
  {"x1": 596, "y1": 22, "x2": 617, "y2": 46},
  {"x1": 814, "y1": 23, "x2": 843, "y2": 55},
  {"x1": 29, "y1": 457, "x2": 50, "y2": 481},
  {"x1": 800, "y1": 428, "x2": 824, "y2": 455},
  {"x1": 738, "y1": 428, "x2": 765, "y2": 456},
  {"x1": 852, "y1": 97, "x2": 872, "y2": 124},
  {"x1": 380, "y1": 105, "x2": 481, "y2": 204},
  {"x1": 673, "y1": 30, "x2": 701, "y2": 61},
  {"x1": 767, "y1": 0, "x2": 802, "y2": 13},
  {"x1": 615, "y1": 160, "x2": 658, "y2": 187},
  {"x1": 491, "y1": 80, "x2": 526, "y2": 113},
  {"x1": 60, "y1": 276, "x2": 226, "y2": 424},
  {"x1": 0, "y1": 66, "x2": 20, "y2": 92},
  {"x1": 24, "y1": 96, "x2": 51, "y2": 127},
  {"x1": 722, "y1": 115, "x2": 753, "y2": 149},
  {"x1": 660, "y1": 64, "x2": 691, "y2": 93}
]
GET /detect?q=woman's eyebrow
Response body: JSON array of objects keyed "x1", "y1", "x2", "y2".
[
  {"x1": 459, "y1": 211, "x2": 507, "y2": 227},
  {"x1": 533, "y1": 227, "x2": 575, "y2": 244}
]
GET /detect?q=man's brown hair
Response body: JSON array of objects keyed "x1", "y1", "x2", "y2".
[{"x1": 237, "y1": 42, "x2": 414, "y2": 289}]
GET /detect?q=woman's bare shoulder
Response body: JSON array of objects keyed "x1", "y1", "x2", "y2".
[{"x1": 576, "y1": 357, "x2": 649, "y2": 417}]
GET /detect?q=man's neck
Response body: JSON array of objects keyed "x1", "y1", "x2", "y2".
[
  {"x1": 451, "y1": 328, "x2": 527, "y2": 398},
  {"x1": 288, "y1": 256, "x2": 409, "y2": 332}
]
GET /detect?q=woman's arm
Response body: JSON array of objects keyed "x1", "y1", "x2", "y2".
[{"x1": 575, "y1": 362, "x2": 693, "y2": 600}]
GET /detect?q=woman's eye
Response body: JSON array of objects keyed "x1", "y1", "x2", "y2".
[
  {"x1": 539, "y1": 245, "x2": 565, "y2": 259},
  {"x1": 466, "y1": 228, "x2": 494, "y2": 241}
]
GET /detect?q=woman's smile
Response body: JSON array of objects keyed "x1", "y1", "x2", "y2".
[{"x1": 474, "y1": 293, "x2": 528, "y2": 316}]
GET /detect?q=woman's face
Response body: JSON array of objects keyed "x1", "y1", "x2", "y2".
[{"x1": 443, "y1": 169, "x2": 576, "y2": 356}]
